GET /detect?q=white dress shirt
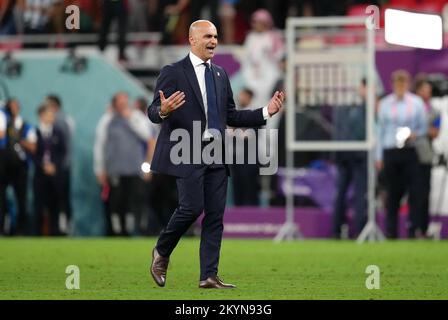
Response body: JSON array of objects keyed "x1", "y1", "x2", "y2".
[
  {"x1": 188, "y1": 52, "x2": 270, "y2": 139},
  {"x1": 39, "y1": 122, "x2": 53, "y2": 139}
]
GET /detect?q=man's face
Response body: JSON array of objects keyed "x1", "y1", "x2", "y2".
[
  {"x1": 251, "y1": 20, "x2": 266, "y2": 33},
  {"x1": 9, "y1": 100, "x2": 20, "y2": 117},
  {"x1": 189, "y1": 22, "x2": 218, "y2": 61},
  {"x1": 114, "y1": 93, "x2": 129, "y2": 114},
  {"x1": 417, "y1": 83, "x2": 432, "y2": 101},
  {"x1": 358, "y1": 84, "x2": 367, "y2": 101},
  {"x1": 393, "y1": 79, "x2": 408, "y2": 98},
  {"x1": 40, "y1": 109, "x2": 55, "y2": 125}
]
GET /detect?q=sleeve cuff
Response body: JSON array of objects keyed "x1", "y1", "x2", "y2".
[
  {"x1": 262, "y1": 106, "x2": 270, "y2": 120},
  {"x1": 159, "y1": 112, "x2": 168, "y2": 120},
  {"x1": 158, "y1": 106, "x2": 169, "y2": 120}
]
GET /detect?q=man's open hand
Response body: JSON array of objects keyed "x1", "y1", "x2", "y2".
[
  {"x1": 160, "y1": 90, "x2": 186, "y2": 116},
  {"x1": 267, "y1": 91, "x2": 285, "y2": 117}
]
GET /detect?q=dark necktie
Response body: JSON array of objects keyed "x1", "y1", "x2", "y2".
[{"x1": 203, "y1": 62, "x2": 220, "y2": 132}]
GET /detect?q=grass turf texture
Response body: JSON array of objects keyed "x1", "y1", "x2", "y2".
[{"x1": 0, "y1": 238, "x2": 447, "y2": 300}]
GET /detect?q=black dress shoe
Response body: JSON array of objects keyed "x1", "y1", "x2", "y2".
[
  {"x1": 199, "y1": 276, "x2": 236, "y2": 289},
  {"x1": 150, "y1": 248, "x2": 169, "y2": 287}
]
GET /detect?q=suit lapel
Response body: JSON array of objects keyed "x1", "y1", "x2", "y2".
[{"x1": 182, "y1": 57, "x2": 205, "y2": 116}]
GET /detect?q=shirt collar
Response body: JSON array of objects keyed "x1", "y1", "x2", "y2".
[
  {"x1": 394, "y1": 92, "x2": 409, "y2": 103},
  {"x1": 189, "y1": 51, "x2": 211, "y2": 68},
  {"x1": 39, "y1": 123, "x2": 53, "y2": 136}
]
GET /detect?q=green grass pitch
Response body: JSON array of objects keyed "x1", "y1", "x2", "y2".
[{"x1": 0, "y1": 238, "x2": 447, "y2": 300}]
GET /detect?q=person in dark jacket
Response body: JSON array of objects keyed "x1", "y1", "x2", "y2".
[
  {"x1": 33, "y1": 104, "x2": 67, "y2": 236},
  {"x1": 1, "y1": 99, "x2": 37, "y2": 235}
]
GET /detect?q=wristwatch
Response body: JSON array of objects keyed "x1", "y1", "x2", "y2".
[{"x1": 158, "y1": 107, "x2": 169, "y2": 119}]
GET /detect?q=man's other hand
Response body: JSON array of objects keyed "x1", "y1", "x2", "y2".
[{"x1": 267, "y1": 91, "x2": 285, "y2": 117}]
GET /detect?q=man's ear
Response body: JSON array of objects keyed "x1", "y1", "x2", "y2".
[{"x1": 189, "y1": 35, "x2": 195, "y2": 46}]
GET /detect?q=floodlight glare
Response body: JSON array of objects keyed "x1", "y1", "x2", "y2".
[
  {"x1": 141, "y1": 162, "x2": 151, "y2": 174},
  {"x1": 385, "y1": 9, "x2": 443, "y2": 50}
]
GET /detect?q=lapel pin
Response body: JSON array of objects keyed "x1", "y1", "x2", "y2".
[{"x1": 217, "y1": 72, "x2": 220, "y2": 76}]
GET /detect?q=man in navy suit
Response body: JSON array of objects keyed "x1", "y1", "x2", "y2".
[{"x1": 148, "y1": 20, "x2": 284, "y2": 289}]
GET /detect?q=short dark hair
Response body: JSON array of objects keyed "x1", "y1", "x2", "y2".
[
  {"x1": 413, "y1": 76, "x2": 432, "y2": 93},
  {"x1": 5, "y1": 98, "x2": 18, "y2": 113},
  {"x1": 47, "y1": 94, "x2": 62, "y2": 109}
]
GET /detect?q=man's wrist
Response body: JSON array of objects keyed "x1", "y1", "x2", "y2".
[
  {"x1": 262, "y1": 106, "x2": 271, "y2": 120},
  {"x1": 159, "y1": 107, "x2": 169, "y2": 119}
]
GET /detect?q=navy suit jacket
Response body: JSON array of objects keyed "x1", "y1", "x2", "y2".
[
  {"x1": 148, "y1": 55, "x2": 266, "y2": 178},
  {"x1": 34, "y1": 127, "x2": 67, "y2": 177}
]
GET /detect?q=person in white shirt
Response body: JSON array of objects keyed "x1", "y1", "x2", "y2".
[
  {"x1": 0, "y1": 106, "x2": 8, "y2": 235},
  {"x1": 94, "y1": 92, "x2": 154, "y2": 236},
  {"x1": 376, "y1": 70, "x2": 427, "y2": 239}
]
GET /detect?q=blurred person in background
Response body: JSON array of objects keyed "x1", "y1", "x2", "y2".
[
  {"x1": 229, "y1": 88, "x2": 260, "y2": 206},
  {"x1": 1, "y1": 99, "x2": 37, "y2": 235},
  {"x1": 13, "y1": 0, "x2": 26, "y2": 34},
  {"x1": 332, "y1": 80, "x2": 367, "y2": 239},
  {"x1": 218, "y1": 0, "x2": 238, "y2": 44},
  {"x1": 128, "y1": 0, "x2": 148, "y2": 32},
  {"x1": 242, "y1": 9, "x2": 284, "y2": 108},
  {"x1": 133, "y1": 96, "x2": 160, "y2": 235},
  {"x1": 46, "y1": 94, "x2": 74, "y2": 234},
  {"x1": 376, "y1": 70, "x2": 427, "y2": 239},
  {"x1": 158, "y1": 0, "x2": 189, "y2": 44},
  {"x1": 94, "y1": 103, "x2": 114, "y2": 235},
  {"x1": 242, "y1": 9, "x2": 284, "y2": 194},
  {"x1": 33, "y1": 104, "x2": 66, "y2": 236},
  {"x1": 287, "y1": 0, "x2": 346, "y2": 18},
  {"x1": 47, "y1": 0, "x2": 64, "y2": 35},
  {"x1": 94, "y1": 92, "x2": 152, "y2": 236},
  {"x1": 98, "y1": 0, "x2": 129, "y2": 61},
  {"x1": 0, "y1": 0, "x2": 17, "y2": 35},
  {"x1": 23, "y1": 0, "x2": 59, "y2": 34},
  {"x1": 188, "y1": 0, "x2": 219, "y2": 30},
  {"x1": 134, "y1": 97, "x2": 178, "y2": 236},
  {"x1": 0, "y1": 104, "x2": 8, "y2": 235},
  {"x1": 414, "y1": 78, "x2": 441, "y2": 238},
  {"x1": 134, "y1": 97, "x2": 157, "y2": 157},
  {"x1": 267, "y1": 54, "x2": 287, "y2": 205}
]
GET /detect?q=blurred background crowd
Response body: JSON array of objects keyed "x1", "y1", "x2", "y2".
[
  {"x1": 2, "y1": 0, "x2": 446, "y2": 47},
  {"x1": 2, "y1": 0, "x2": 387, "y2": 43},
  {"x1": 1, "y1": 0, "x2": 448, "y2": 239}
]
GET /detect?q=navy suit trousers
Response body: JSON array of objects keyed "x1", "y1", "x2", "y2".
[{"x1": 156, "y1": 164, "x2": 228, "y2": 281}]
